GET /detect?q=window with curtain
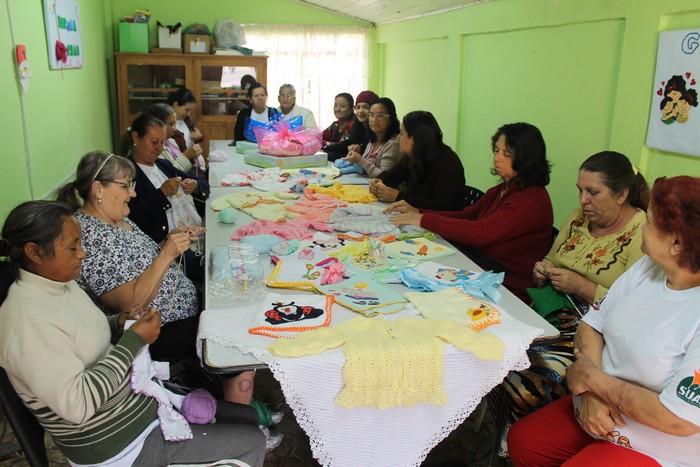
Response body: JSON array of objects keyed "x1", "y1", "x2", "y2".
[{"x1": 244, "y1": 24, "x2": 369, "y2": 130}]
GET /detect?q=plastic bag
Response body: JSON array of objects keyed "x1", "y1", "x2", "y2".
[
  {"x1": 243, "y1": 114, "x2": 301, "y2": 143},
  {"x1": 214, "y1": 18, "x2": 246, "y2": 48},
  {"x1": 208, "y1": 244, "x2": 264, "y2": 302},
  {"x1": 253, "y1": 121, "x2": 323, "y2": 156}
]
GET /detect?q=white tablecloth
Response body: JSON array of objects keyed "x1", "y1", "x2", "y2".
[
  {"x1": 198, "y1": 297, "x2": 541, "y2": 467},
  {"x1": 201, "y1": 140, "x2": 555, "y2": 466}
]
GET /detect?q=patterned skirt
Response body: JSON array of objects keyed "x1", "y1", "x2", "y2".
[{"x1": 489, "y1": 308, "x2": 582, "y2": 454}]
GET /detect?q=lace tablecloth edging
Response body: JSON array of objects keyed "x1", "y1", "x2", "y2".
[{"x1": 197, "y1": 302, "x2": 542, "y2": 467}]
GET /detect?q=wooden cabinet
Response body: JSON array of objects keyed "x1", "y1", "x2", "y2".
[{"x1": 115, "y1": 53, "x2": 267, "y2": 153}]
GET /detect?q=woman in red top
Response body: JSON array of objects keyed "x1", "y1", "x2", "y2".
[{"x1": 386, "y1": 122, "x2": 553, "y2": 302}]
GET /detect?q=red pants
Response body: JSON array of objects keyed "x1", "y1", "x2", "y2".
[{"x1": 507, "y1": 395, "x2": 660, "y2": 466}]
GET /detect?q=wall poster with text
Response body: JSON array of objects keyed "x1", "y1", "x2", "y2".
[{"x1": 44, "y1": 0, "x2": 83, "y2": 69}]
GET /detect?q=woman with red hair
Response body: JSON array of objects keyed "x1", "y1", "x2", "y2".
[{"x1": 508, "y1": 176, "x2": 700, "y2": 466}]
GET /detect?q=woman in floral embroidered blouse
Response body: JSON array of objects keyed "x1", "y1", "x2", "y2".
[{"x1": 496, "y1": 151, "x2": 650, "y2": 456}]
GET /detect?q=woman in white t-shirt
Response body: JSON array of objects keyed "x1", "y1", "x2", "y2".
[{"x1": 508, "y1": 175, "x2": 700, "y2": 466}]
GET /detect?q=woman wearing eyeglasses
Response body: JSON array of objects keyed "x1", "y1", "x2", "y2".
[
  {"x1": 55, "y1": 151, "x2": 200, "y2": 362},
  {"x1": 57, "y1": 150, "x2": 263, "y2": 410},
  {"x1": 341, "y1": 97, "x2": 403, "y2": 177}
]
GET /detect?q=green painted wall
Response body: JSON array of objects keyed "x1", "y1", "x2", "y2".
[
  {"x1": 375, "y1": 0, "x2": 700, "y2": 225},
  {"x1": 5, "y1": 0, "x2": 700, "y2": 224},
  {"x1": 0, "y1": 0, "x2": 362, "y2": 219},
  {"x1": 108, "y1": 0, "x2": 366, "y2": 51},
  {"x1": 0, "y1": 0, "x2": 112, "y2": 219},
  {"x1": 0, "y1": 1, "x2": 31, "y2": 220}
]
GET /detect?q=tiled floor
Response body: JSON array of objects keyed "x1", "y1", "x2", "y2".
[{"x1": 0, "y1": 369, "x2": 512, "y2": 466}]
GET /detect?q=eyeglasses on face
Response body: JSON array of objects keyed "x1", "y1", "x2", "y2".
[
  {"x1": 107, "y1": 180, "x2": 137, "y2": 191},
  {"x1": 279, "y1": 94, "x2": 295, "y2": 100},
  {"x1": 368, "y1": 113, "x2": 389, "y2": 120}
]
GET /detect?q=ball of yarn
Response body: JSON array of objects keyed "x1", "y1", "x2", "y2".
[
  {"x1": 217, "y1": 207, "x2": 237, "y2": 224},
  {"x1": 181, "y1": 389, "x2": 217, "y2": 424}
]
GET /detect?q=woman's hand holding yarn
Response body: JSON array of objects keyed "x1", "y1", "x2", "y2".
[
  {"x1": 343, "y1": 150, "x2": 361, "y2": 164},
  {"x1": 160, "y1": 177, "x2": 182, "y2": 197},
  {"x1": 532, "y1": 261, "x2": 551, "y2": 287},
  {"x1": 181, "y1": 178, "x2": 198, "y2": 195},
  {"x1": 130, "y1": 307, "x2": 161, "y2": 344},
  {"x1": 162, "y1": 232, "x2": 191, "y2": 260},
  {"x1": 183, "y1": 144, "x2": 203, "y2": 161}
]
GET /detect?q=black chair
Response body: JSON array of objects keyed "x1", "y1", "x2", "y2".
[
  {"x1": 464, "y1": 185, "x2": 485, "y2": 206},
  {"x1": 550, "y1": 226, "x2": 560, "y2": 249},
  {"x1": 0, "y1": 368, "x2": 47, "y2": 467}
]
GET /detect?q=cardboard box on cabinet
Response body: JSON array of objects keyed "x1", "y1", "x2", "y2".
[{"x1": 184, "y1": 34, "x2": 212, "y2": 54}]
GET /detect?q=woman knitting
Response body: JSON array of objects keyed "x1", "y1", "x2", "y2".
[{"x1": 0, "y1": 201, "x2": 264, "y2": 466}]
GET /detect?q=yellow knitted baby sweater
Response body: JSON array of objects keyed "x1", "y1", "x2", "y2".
[
  {"x1": 307, "y1": 182, "x2": 378, "y2": 204},
  {"x1": 268, "y1": 317, "x2": 504, "y2": 409}
]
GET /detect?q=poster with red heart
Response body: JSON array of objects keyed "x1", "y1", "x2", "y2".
[{"x1": 646, "y1": 29, "x2": 700, "y2": 157}]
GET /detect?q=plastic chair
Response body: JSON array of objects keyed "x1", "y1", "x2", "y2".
[
  {"x1": 0, "y1": 368, "x2": 47, "y2": 467},
  {"x1": 464, "y1": 185, "x2": 485, "y2": 206}
]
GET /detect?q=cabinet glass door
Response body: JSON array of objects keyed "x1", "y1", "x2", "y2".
[
  {"x1": 126, "y1": 63, "x2": 187, "y2": 115},
  {"x1": 199, "y1": 65, "x2": 257, "y2": 117}
]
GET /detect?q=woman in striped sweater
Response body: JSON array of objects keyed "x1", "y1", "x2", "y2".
[{"x1": 0, "y1": 201, "x2": 265, "y2": 466}]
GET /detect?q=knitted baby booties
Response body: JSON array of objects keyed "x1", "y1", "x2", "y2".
[{"x1": 334, "y1": 159, "x2": 363, "y2": 175}]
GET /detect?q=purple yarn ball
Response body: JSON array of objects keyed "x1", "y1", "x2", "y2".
[{"x1": 181, "y1": 389, "x2": 217, "y2": 424}]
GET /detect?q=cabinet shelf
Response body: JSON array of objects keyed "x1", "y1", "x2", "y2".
[
  {"x1": 115, "y1": 53, "x2": 267, "y2": 154},
  {"x1": 127, "y1": 87, "x2": 183, "y2": 93}
]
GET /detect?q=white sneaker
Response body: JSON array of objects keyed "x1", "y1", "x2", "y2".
[
  {"x1": 259, "y1": 425, "x2": 283, "y2": 452},
  {"x1": 270, "y1": 409, "x2": 284, "y2": 425}
]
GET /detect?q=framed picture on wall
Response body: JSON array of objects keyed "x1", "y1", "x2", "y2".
[
  {"x1": 646, "y1": 29, "x2": 700, "y2": 158},
  {"x1": 43, "y1": 0, "x2": 84, "y2": 69}
]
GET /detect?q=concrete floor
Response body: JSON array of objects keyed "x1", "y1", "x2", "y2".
[{"x1": 0, "y1": 369, "x2": 512, "y2": 467}]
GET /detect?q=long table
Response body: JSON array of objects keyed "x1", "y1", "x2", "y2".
[
  {"x1": 199, "y1": 141, "x2": 559, "y2": 466},
  {"x1": 208, "y1": 139, "x2": 369, "y2": 187}
]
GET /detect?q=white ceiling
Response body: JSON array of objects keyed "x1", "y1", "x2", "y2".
[{"x1": 292, "y1": 0, "x2": 491, "y2": 25}]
